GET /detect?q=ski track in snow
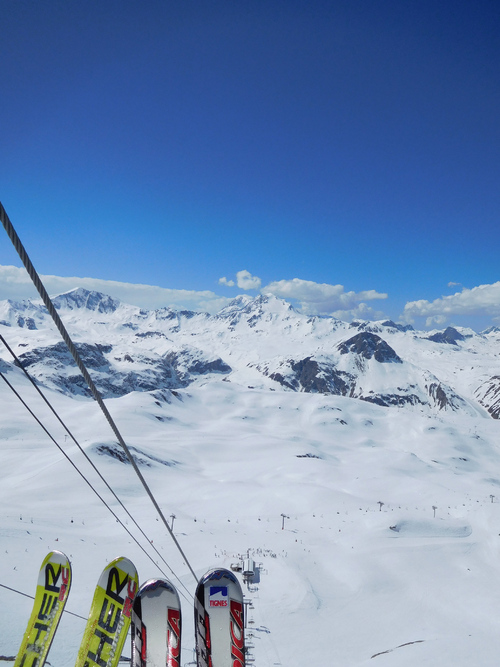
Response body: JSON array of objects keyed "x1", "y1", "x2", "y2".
[{"x1": 1, "y1": 290, "x2": 500, "y2": 665}]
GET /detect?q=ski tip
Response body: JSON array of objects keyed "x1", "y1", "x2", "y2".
[
  {"x1": 198, "y1": 567, "x2": 240, "y2": 587},
  {"x1": 42, "y1": 550, "x2": 71, "y2": 565},
  {"x1": 107, "y1": 555, "x2": 138, "y2": 577},
  {"x1": 137, "y1": 577, "x2": 179, "y2": 595}
]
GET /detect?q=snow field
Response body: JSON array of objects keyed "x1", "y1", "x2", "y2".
[{"x1": 1, "y1": 374, "x2": 500, "y2": 665}]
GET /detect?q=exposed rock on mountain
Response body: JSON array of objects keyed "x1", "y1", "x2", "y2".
[
  {"x1": 0, "y1": 299, "x2": 45, "y2": 328},
  {"x1": 475, "y1": 377, "x2": 500, "y2": 419},
  {"x1": 16, "y1": 315, "x2": 37, "y2": 329},
  {"x1": 165, "y1": 348, "x2": 231, "y2": 382},
  {"x1": 426, "y1": 381, "x2": 468, "y2": 412},
  {"x1": 258, "y1": 357, "x2": 353, "y2": 395},
  {"x1": 338, "y1": 332, "x2": 402, "y2": 363},
  {"x1": 360, "y1": 391, "x2": 425, "y2": 408},
  {"x1": 380, "y1": 320, "x2": 414, "y2": 332},
  {"x1": 17, "y1": 342, "x2": 180, "y2": 398},
  {"x1": 427, "y1": 327, "x2": 466, "y2": 345},
  {"x1": 93, "y1": 442, "x2": 177, "y2": 467},
  {"x1": 350, "y1": 320, "x2": 413, "y2": 334}
]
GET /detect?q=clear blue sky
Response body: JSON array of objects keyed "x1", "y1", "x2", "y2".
[{"x1": 1, "y1": 1, "x2": 499, "y2": 329}]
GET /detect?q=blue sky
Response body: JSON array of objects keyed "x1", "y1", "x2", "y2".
[{"x1": 1, "y1": 1, "x2": 499, "y2": 330}]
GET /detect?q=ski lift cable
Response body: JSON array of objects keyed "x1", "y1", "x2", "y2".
[
  {"x1": 0, "y1": 369, "x2": 192, "y2": 606},
  {"x1": 0, "y1": 334, "x2": 194, "y2": 602},
  {"x1": 0, "y1": 582, "x2": 87, "y2": 621},
  {"x1": 0, "y1": 201, "x2": 198, "y2": 585}
]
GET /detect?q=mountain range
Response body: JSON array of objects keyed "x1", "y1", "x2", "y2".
[{"x1": 1, "y1": 287, "x2": 499, "y2": 419}]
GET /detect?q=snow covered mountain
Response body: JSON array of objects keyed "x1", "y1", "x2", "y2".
[
  {"x1": 2, "y1": 287, "x2": 500, "y2": 666},
  {"x1": 0, "y1": 287, "x2": 497, "y2": 417}
]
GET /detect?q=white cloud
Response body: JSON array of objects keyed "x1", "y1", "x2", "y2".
[
  {"x1": 218, "y1": 276, "x2": 235, "y2": 287},
  {"x1": 330, "y1": 302, "x2": 387, "y2": 322},
  {"x1": 236, "y1": 270, "x2": 262, "y2": 290},
  {"x1": 403, "y1": 282, "x2": 500, "y2": 326},
  {"x1": 426, "y1": 314, "x2": 448, "y2": 327},
  {"x1": 0, "y1": 265, "x2": 231, "y2": 314},
  {"x1": 263, "y1": 278, "x2": 388, "y2": 318}
]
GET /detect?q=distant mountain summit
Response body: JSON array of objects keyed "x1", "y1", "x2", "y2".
[
  {"x1": 338, "y1": 332, "x2": 403, "y2": 363},
  {"x1": 426, "y1": 326, "x2": 466, "y2": 345},
  {"x1": 0, "y1": 290, "x2": 497, "y2": 417},
  {"x1": 217, "y1": 293, "x2": 297, "y2": 329},
  {"x1": 52, "y1": 288, "x2": 120, "y2": 314}
]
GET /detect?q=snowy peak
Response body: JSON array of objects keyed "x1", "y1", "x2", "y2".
[
  {"x1": 338, "y1": 332, "x2": 403, "y2": 363},
  {"x1": 350, "y1": 319, "x2": 414, "y2": 334},
  {"x1": 217, "y1": 294, "x2": 255, "y2": 316},
  {"x1": 426, "y1": 326, "x2": 466, "y2": 345},
  {"x1": 482, "y1": 326, "x2": 500, "y2": 336},
  {"x1": 0, "y1": 298, "x2": 45, "y2": 329},
  {"x1": 380, "y1": 320, "x2": 414, "y2": 332},
  {"x1": 52, "y1": 288, "x2": 120, "y2": 314},
  {"x1": 217, "y1": 293, "x2": 296, "y2": 328}
]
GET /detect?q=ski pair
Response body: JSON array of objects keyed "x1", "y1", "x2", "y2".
[
  {"x1": 132, "y1": 567, "x2": 246, "y2": 667},
  {"x1": 14, "y1": 552, "x2": 138, "y2": 667},
  {"x1": 132, "y1": 567, "x2": 245, "y2": 667}
]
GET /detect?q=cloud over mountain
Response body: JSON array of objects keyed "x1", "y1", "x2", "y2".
[
  {"x1": 262, "y1": 277, "x2": 388, "y2": 318},
  {"x1": 0, "y1": 265, "x2": 231, "y2": 313},
  {"x1": 404, "y1": 282, "x2": 500, "y2": 326}
]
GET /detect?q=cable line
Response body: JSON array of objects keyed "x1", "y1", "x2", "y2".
[
  {"x1": 0, "y1": 582, "x2": 87, "y2": 621},
  {"x1": 0, "y1": 369, "x2": 191, "y2": 605},
  {"x1": 0, "y1": 201, "x2": 198, "y2": 584},
  {"x1": 0, "y1": 334, "x2": 193, "y2": 602}
]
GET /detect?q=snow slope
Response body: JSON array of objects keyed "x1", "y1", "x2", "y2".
[{"x1": 1, "y1": 289, "x2": 500, "y2": 666}]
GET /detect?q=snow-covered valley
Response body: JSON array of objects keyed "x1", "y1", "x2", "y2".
[{"x1": 1, "y1": 288, "x2": 500, "y2": 665}]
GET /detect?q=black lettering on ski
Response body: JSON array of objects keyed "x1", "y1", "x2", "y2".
[
  {"x1": 19, "y1": 654, "x2": 39, "y2": 667},
  {"x1": 33, "y1": 621, "x2": 49, "y2": 643},
  {"x1": 87, "y1": 628, "x2": 113, "y2": 667},
  {"x1": 44, "y1": 564, "x2": 62, "y2": 593},
  {"x1": 105, "y1": 567, "x2": 129, "y2": 604},
  {"x1": 38, "y1": 592, "x2": 57, "y2": 620},
  {"x1": 98, "y1": 598, "x2": 121, "y2": 633}
]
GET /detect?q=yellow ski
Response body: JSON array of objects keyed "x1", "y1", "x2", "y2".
[
  {"x1": 14, "y1": 550, "x2": 72, "y2": 667},
  {"x1": 75, "y1": 556, "x2": 138, "y2": 667}
]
